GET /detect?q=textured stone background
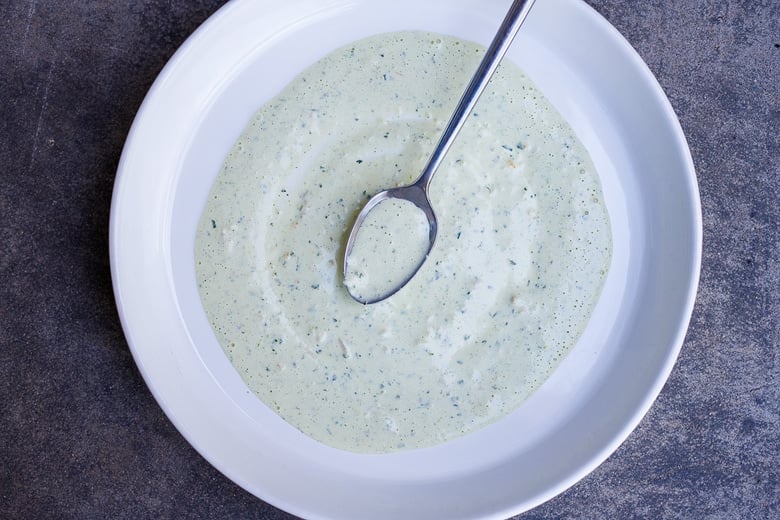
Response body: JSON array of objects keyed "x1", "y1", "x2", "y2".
[{"x1": 2, "y1": 1, "x2": 777, "y2": 518}]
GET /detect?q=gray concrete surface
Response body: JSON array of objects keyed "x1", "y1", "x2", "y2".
[{"x1": 2, "y1": 1, "x2": 777, "y2": 518}]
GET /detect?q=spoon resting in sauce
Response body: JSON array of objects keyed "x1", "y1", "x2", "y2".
[{"x1": 343, "y1": 0, "x2": 537, "y2": 304}]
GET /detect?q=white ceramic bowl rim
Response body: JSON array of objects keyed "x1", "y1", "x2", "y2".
[{"x1": 110, "y1": 1, "x2": 701, "y2": 518}]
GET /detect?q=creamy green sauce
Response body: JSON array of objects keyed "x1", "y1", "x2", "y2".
[
  {"x1": 344, "y1": 198, "x2": 431, "y2": 303},
  {"x1": 195, "y1": 31, "x2": 611, "y2": 453}
]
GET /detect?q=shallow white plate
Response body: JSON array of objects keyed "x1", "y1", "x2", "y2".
[{"x1": 110, "y1": 0, "x2": 701, "y2": 518}]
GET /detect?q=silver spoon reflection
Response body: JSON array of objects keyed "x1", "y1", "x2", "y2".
[{"x1": 343, "y1": 0, "x2": 537, "y2": 304}]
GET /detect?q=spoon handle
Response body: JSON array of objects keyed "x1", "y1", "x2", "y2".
[{"x1": 415, "y1": 0, "x2": 537, "y2": 190}]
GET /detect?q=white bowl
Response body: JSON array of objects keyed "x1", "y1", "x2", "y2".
[{"x1": 110, "y1": 0, "x2": 701, "y2": 518}]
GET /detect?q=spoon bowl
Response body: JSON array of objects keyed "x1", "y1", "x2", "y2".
[{"x1": 343, "y1": 183, "x2": 437, "y2": 304}]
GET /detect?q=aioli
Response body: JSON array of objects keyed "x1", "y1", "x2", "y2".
[{"x1": 195, "y1": 31, "x2": 612, "y2": 453}]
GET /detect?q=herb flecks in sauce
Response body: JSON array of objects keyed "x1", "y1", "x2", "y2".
[{"x1": 195, "y1": 31, "x2": 611, "y2": 453}]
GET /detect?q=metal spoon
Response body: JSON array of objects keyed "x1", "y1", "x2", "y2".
[{"x1": 343, "y1": 0, "x2": 537, "y2": 304}]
